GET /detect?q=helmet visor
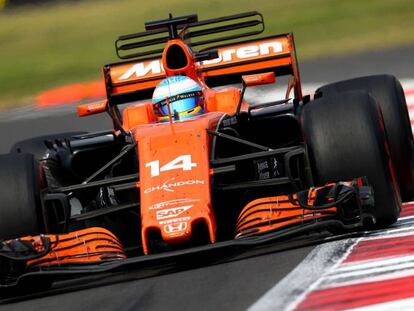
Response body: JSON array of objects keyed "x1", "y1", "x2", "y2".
[{"x1": 155, "y1": 91, "x2": 203, "y2": 116}]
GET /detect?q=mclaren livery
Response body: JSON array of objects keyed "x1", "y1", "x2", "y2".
[{"x1": 1, "y1": 12, "x2": 414, "y2": 297}]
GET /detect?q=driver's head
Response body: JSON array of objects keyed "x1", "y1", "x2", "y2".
[{"x1": 152, "y1": 76, "x2": 204, "y2": 122}]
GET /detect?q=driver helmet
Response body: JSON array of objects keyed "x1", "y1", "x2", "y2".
[{"x1": 152, "y1": 76, "x2": 204, "y2": 122}]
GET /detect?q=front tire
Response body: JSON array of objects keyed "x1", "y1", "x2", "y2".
[
  {"x1": 301, "y1": 91, "x2": 401, "y2": 227},
  {"x1": 0, "y1": 153, "x2": 43, "y2": 239},
  {"x1": 315, "y1": 75, "x2": 414, "y2": 201}
]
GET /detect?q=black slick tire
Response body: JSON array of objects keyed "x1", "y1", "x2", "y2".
[
  {"x1": 316, "y1": 75, "x2": 414, "y2": 201},
  {"x1": 0, "y1": 153, "x2": 43, "y2": 239},
  {"x1": 301, "y1": 90, "x2": 401, "y2": 227}
]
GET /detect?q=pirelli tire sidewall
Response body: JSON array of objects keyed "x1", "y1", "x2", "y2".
[
  {"x1": 0, "y1": 153, "x2": 43, "y2": 239},
  {"x1": 315, "y1": 75, "x2": 414, "y2": 201},
  {"x1": 301, "y1": 90, "x2": 401, "y2": 227}
]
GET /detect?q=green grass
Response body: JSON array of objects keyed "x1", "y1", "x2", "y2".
[{"x1": 1, "y1": 0, "x2": 414, "y2": 107}]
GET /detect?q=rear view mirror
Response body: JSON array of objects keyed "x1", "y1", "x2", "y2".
[
  {"x1": 77, "y1": 100, "x2": 107, "y2": 117},
  {"x1": 236, "y1": 72, "x2": 277, "y2": 116},
  {"x1": 242, "y1": 72, "x2": 276, "y2": 87}
]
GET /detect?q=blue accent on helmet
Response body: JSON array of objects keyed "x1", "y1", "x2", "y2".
[{"x1": 152, "y1": 76, "x2": 204, "y2": 120}]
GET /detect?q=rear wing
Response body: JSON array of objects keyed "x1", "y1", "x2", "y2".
[{"x1": 104, "y1": 13, "x2": 302, "y2": 105}]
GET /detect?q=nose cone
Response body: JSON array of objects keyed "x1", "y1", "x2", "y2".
[{"x1": 132, "y1": 112, "x2": 224, "y2": 254}]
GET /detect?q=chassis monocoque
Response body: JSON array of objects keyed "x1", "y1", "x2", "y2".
[{"x1": 0, "y1": 12, "x2": 413, "y2": 294}]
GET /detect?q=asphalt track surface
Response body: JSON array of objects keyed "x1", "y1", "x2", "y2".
[{"x1": 1, "y1": 43, "x2": 414, "y2": 310}]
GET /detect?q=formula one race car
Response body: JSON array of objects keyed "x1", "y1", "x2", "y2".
[{"x1": 1, "y1": 12, "x2": 414, "y2": 295}]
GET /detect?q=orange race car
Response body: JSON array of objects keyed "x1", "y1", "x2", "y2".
[{"x1": 1, "y1": 12, "x2": 413, "y2": 296}]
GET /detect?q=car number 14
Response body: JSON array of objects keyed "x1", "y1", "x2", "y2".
[{"x1": 145, "y1": 155, "x2": 197, "y2": 177}]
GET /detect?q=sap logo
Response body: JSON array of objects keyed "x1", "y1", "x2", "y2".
[
  {"x1": 163, "y1": 222, "x2": 188, "y2": 234},
  {"x1": 143, "y1": 179, "x2": 205, "y2": 194},
  {"x1": 118, "y1": 40, "x2": 284, "y2": 80},
  {"x1": 156, "y1": 205, "x2": 192, "y2": 220}
]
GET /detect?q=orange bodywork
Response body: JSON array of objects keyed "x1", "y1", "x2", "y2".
[
  {"x1": 131, "y1": 113, "x2": 224, "y2": 254},
  {"x1": 120, "y1": 76, "x2": 243, "y2": 253},
  {"x1": 107, "y1": 33, "x2": 304, "y2": 254},
  {"x1": 235, "y1": 183, "x2": 353, "y2": 238},
  {"x1": 77, "y1": 99, "x2": 107, "y2": 117},
  {"x1": 242, "y1": 72, "x2": 276, "y2": 87},
  {"x1": 75, "y1": 26, "x2": 304, "y2": 254},
  {"x1": 12, "y1": 228, "x2": 126, "y2": 269},
  {"x1": 122, "y1": 101, "x2": 157, "y2": 130},
  {"x1": 203, "y1": 87, "x2": 241, "y2": 114},
  {"x1": 119, "y1": 43, "x2": 246, "y2": 253}
]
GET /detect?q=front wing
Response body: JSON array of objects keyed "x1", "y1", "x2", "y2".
[{"x1": 0, "y1": 178, "x2": 375, "y2": 301}]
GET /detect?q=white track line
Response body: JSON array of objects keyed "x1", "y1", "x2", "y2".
[{"x1": 248, "y1": 239, "x2": 358, "y2": 311}]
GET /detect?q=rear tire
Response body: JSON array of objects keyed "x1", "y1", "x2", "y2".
[
  {"x1": 301, "y1": 91, "x2": 401, "y2": 227},
  {"x1": 0, "y1": 153, "x2": 43, "y2": 239},
  {"x1": 316, "y1": 75, "x2": 414, "y2": 201}
]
